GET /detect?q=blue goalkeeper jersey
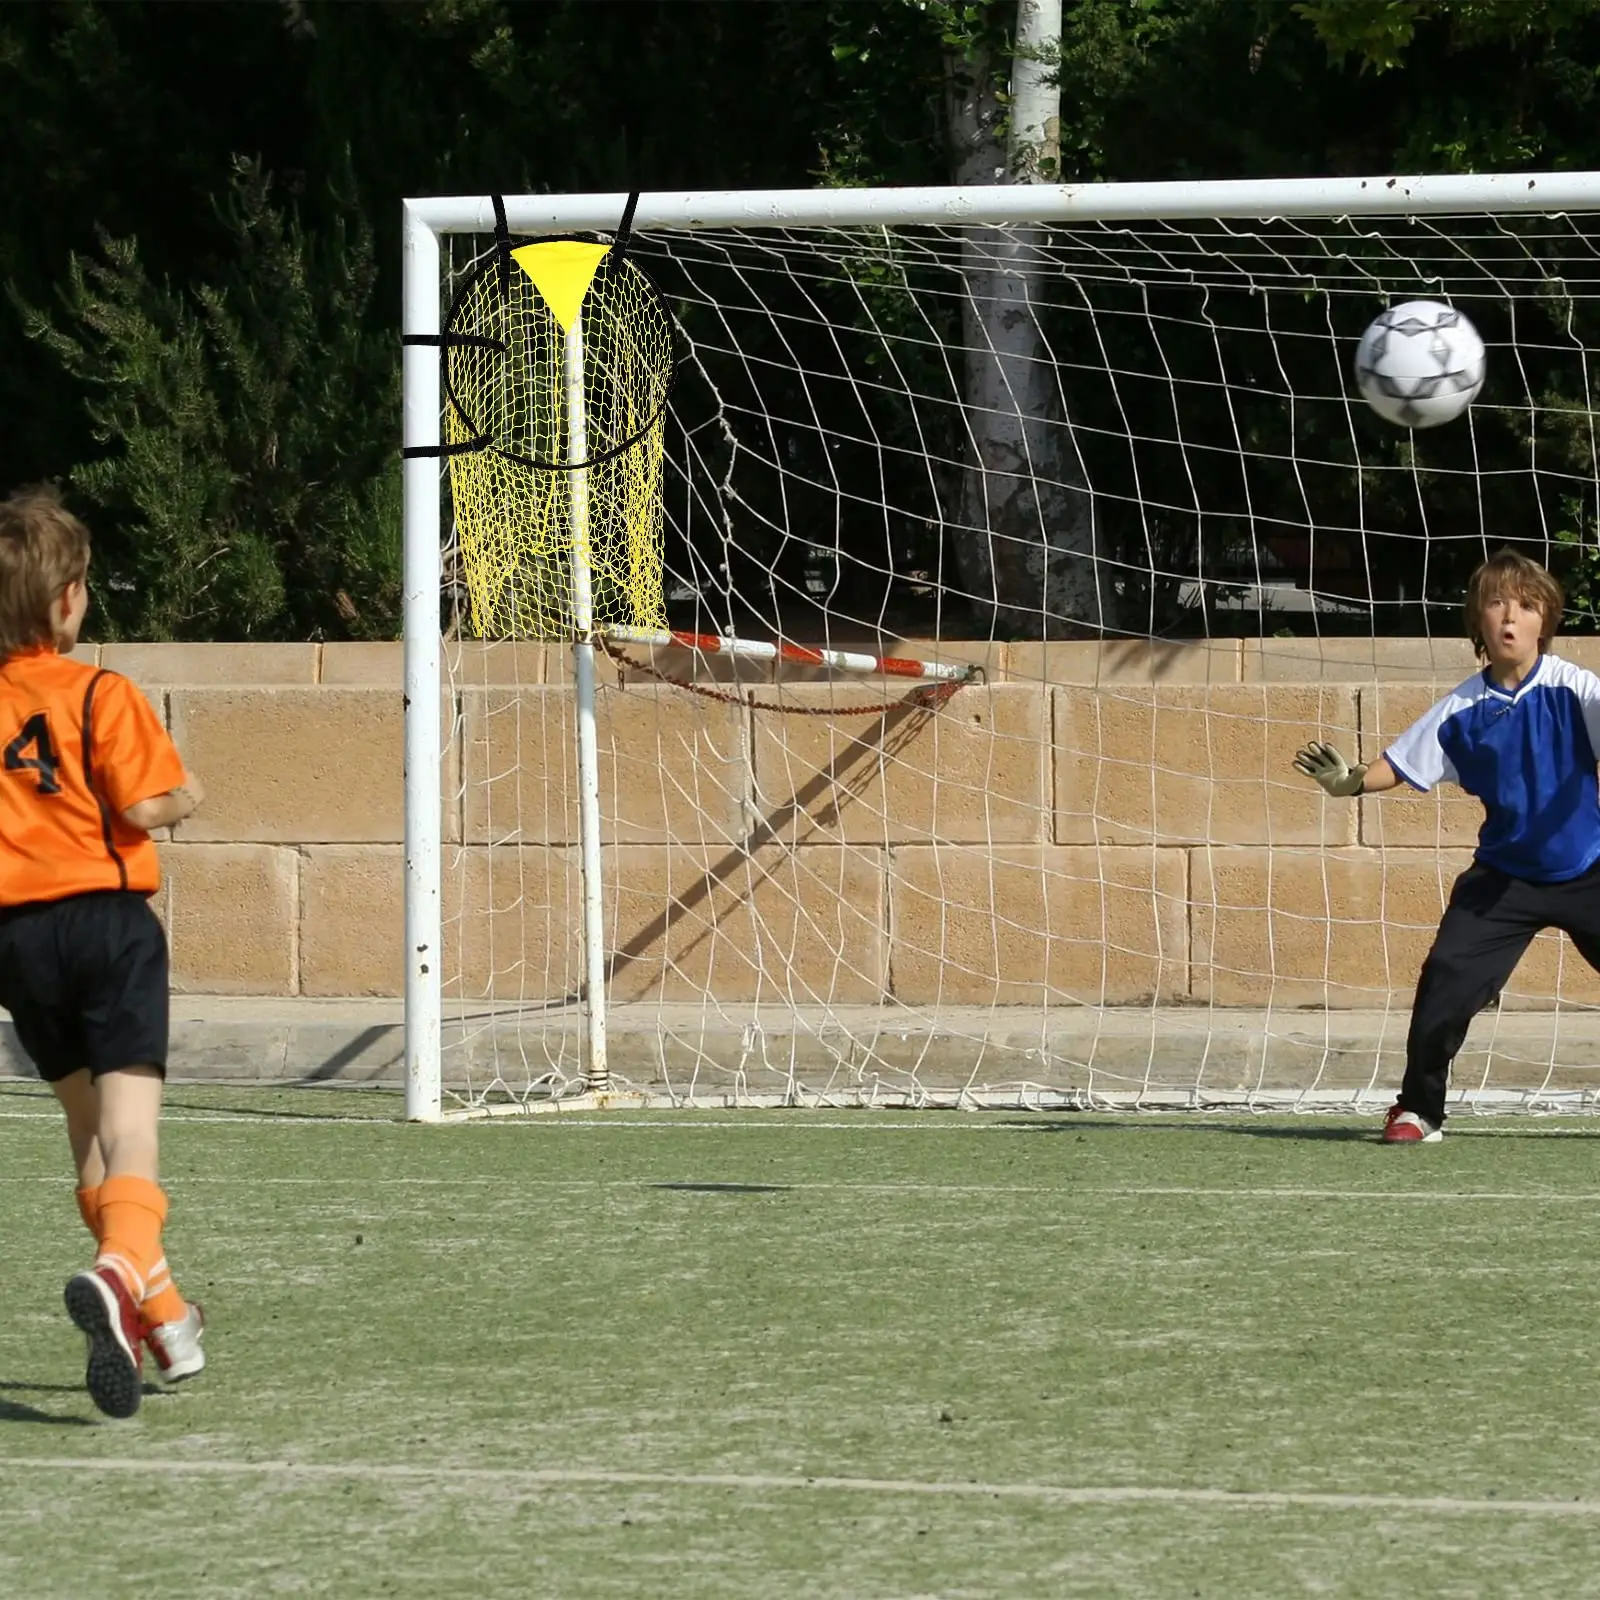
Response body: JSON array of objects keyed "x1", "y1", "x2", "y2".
[{"x1": 1385, "y1": 653, "x2": 1600, "y2": 883}]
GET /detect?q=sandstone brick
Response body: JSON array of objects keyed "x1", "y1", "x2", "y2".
[
  {"x1": 1191, "y1": 847, "x2": 1463, "y2": 1006},
  {"x1": 461, "y1": 685, "x2": 748, "y2": 846},
  {"x1": 442, "y1": 640, "x2": 619, "y2": 688},
  {"x1": 165, "y1": 843, "x2": 296, "y2": 995},
  {"x1": 101, "y1": 643, "x2": 317, "y2": 693},
  {"x1": 170, "y1": 688, "x2": 411, "y2": 844},
  {"x1": 890, "y1": 845, "x2": 1188, "y2": 1006},
  {"x1": 1241, "y1": 637, "x2": 1478, "y2": 683},
  {"x1": 1009, "y1": 640, "x2": 1240, "y2": 685},
  {"x1": 1192, "y1": 846, "x2": 1600, "y2": 1008},
  {"x1": 301, "y1": 846, "x2": 403, "y2": 996},
  {"x1": 1055, "y1": 685, "x2": 1357, "y2": 847},
  {"x1": 444, "y1": 846, "x2": 584, "y2": 1003},
  {"x1": 544, "y1": 641, "x2": 626, "y2": 688},
  {"x1": 750, "y1": 683, "x2": 1045, "y2": 845},
  {"x1": 320, "y1": 643, "x2": 402, "y2": 685},
  {"x1": 604, "y1": 843, "x2": 886, "y2": 1003},
  {"x1": 1506, "y1": 928, "x2": 1600, "y2": 1006},
  {"x1": 1359, "y1": 685, "x2": 1481, "y2": 849}
]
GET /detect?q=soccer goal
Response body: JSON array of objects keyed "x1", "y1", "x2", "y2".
[{"x1": 401, "y1": 173, "x2": 1600, "y2": 1121}]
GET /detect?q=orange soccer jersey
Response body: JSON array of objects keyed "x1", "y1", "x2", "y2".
[{"x1": 0, "y1": 649, "x2": 186, "y2": 907}]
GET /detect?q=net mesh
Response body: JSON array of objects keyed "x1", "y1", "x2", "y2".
[
  {"x1": 444, "y1": 241, "x2": 671, "y2": 638},
  {"x1": 428, "y1": 203, "x2": 1600, "y2": 1114}
]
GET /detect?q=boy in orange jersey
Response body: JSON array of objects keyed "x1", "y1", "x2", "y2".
[{"x1": 0, "y1": 484, "x2": 206, "y2": 1418}]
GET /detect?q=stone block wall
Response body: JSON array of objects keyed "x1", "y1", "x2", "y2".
[{"x1": 76, "y1": 635, "x2": 1600, "y2": 1012}]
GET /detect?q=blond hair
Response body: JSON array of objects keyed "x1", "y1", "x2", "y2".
[
  {"x1": 0, "y1": 484, "x2": 91, "y2": 663},
  {"x1": 1464, "y1": 547, "x2": 1563, "y2": 660}
]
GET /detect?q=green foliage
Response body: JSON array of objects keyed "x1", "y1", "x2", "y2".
[
  {"x1": 1053, "y1": 0, "x2": 1196, "y2": 177},
  {"x1": 1293, "y1": 0, "x2": 1600, "y2": 170},
  {"x1": 1292, "y1": 0, "x2": 1431, "y2": 72},
  {"x1": 13, "y1": 157, "x2": 399, "y2": 641},
  {"x1": 1296, "y1": 0, "x2": 1600, "y2": 73},
  {"x1": 6, "y1": 1, "x2": 1600, "y2": 639},
  {"x1": 1553, "y1": 523, "x2": 1600, "y2": 635}
]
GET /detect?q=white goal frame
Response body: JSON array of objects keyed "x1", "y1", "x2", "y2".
[{"x1": 401, "y1": 171, "x2": 1600, "y2": 1122}]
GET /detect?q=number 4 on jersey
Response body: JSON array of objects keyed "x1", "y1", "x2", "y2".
[{"x1": 4, "y1": 713, "x2": 62, "y2": 795}]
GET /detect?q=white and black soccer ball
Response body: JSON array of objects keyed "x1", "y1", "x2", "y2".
[{"x1": 1354, "y1": 300, "x2": 1485, "y2": 429}]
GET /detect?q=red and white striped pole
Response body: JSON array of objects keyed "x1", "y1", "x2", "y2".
[{"x1": 601, "y1": 625, "x2": 976, "y2": 683}]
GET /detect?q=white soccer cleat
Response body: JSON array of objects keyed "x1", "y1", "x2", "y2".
[{"x1": 145, "y1": 1302, "x2": 206, "y2": 1383}]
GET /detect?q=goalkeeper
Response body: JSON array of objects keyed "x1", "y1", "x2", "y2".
[
  {"x1": 1294, "y1": 548, "x2": 1600, "y2": 1144},
  {"x1": 0, "y1": 485, "x2": 206, "y2": 1416}
]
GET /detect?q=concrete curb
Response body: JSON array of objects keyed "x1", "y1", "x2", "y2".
[{"x1": 5, "y1": 999, "x2": 1600, "y2": 1100}]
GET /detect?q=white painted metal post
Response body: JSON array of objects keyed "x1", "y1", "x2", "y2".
[
  {"x1": 565, "y1": 315, "x2": 611, "y2": 1091},
  {"x1": 408, "y1": 173, "x2": 1600, "y2": 240},
  {"x1": 401, "y1": 204, "x2": 444, "y2": 1122}
]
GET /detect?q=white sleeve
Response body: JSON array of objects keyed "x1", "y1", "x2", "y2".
[
  {"x1": 1384, "y1": 692, "x2": 1461, "y2": 793},
  {"x1": 1571, "y1": 665, "x2": 1600, "y2": 757}
]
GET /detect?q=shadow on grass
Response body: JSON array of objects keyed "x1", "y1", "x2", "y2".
[
  {"x1": 160, "y1": 1093, "x2": 397, "y2": 1123},
  {"x1": 0, "y1": 1382, "x2": 97, "y2": 1428},
  {"x1": 997, "y1": 1118, "x2": 1376, "y2": 1142},
  {"x1": 1000, "y1": 1116, "x2": 1600, "y2": 1141},
  {"x1": 1447, "y1": 1125, "x2": 1600, "y2": 1140}
]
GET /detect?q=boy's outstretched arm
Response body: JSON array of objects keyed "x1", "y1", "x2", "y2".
[
  {"x1": 1292, "y1": 742, "x2": 1400, "y2": 797},
  {"x1": 121, "y1": 772, "x2": 204, "y2": 832}
]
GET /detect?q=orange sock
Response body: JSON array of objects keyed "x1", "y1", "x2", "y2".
[
  {"x1": 95, "y1": 1175, "x2": 168, "y2": 1303},
  {"x1": 75, "y1": 1184, "x2": 102, "y2": 1242},
  {"x1": 140, "y1": 1258, "x2": 186, "y2": 1327}
]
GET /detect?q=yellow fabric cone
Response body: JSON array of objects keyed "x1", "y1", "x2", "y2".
[{"x1": 511, "y1": 241, "x2": 612, "y2": 333}]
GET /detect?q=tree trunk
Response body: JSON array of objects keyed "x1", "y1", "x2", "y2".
[{"x1": 945, "y1": 0, "x2": 1112, "y2": 638}]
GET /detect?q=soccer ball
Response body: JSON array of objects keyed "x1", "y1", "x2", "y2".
[{"x1": 1354, "y1": 300, "x2": 1486, "y2": 429}]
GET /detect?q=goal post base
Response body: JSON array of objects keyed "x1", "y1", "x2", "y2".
[
  {"x1": 428, "y1": 1082, "x2": 1600, "y2": 1122},
  {"x1": 417, "y1": 1003, "x2": 1600, "y2": 1117}
]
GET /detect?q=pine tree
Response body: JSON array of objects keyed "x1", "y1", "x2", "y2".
[{"x1": 13, "y1": 156, "x2": 399, "y2": 641}]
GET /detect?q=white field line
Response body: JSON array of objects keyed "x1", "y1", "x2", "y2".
[
  {"x1": 0, "y1": 1456, "x2": 1592, "y2": 1517},
  {"x1": 0, "y1": 1174, "x2": 1593, "y2": 1201},
  {"x1": 1, "y1": 1105, "x2": 1597, "y2": 1137}
]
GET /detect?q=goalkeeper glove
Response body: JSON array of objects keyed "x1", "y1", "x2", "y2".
[{"x1": 1293, "y1": 741, "x2": 1366, "y2": 798}]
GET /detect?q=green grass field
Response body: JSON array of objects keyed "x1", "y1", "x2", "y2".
[{"x1": 4, "y1": 1083, "x2": 1600, "y2": 1597}]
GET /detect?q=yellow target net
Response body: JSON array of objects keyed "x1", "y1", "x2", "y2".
[{"x1": 442, "y1": 233, "x2": 672, "y2": 639}]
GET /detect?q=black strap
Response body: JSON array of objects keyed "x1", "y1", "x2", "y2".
[
  {"x1": 402, "y1": 332, "x2": 505, "y2": 352},
  {"x1": 402, "y1": 434, "x2": 492, "y2": 460},
  {"x1": 612, "y1": 190, "x2": 641, "y2": 261}
]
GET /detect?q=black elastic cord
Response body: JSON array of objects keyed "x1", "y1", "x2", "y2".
[
  {"x1": 401, "y1": 434, "x2": 492, "y2": 460},
  {"x1": 612, "y1": 190, "x2": 641, "y2": 261},
  {"x1": 492, "y1": 194, "x2": 511, "y2": 299},
  {"x1": 402, "y1": 332, "x2": 506, "y2": 353}
]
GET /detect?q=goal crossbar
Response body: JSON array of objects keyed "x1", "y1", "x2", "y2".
[{"x1": 406, "y1": 171, "x2": 1600, "y2": 237}]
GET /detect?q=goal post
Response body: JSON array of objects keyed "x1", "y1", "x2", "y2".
[{"x1": 402, "y1": 172, "x2": 1600, "y2": 1122}]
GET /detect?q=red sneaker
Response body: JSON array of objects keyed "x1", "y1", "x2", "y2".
[
  {"x1": 64, "y1": 1266, "x2": 146, "y2": 1419},
  {"x1": 1382, "y1": 1103, "x2": 1443, "y2": 1144}
]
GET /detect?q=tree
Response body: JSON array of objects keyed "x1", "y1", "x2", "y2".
[
  {"x1": 14, "y1": 158, "x2": 400, "y2": 640},
  {"x1": 939, "y1": 0, "x2": 1115, "y2": 637},
  {"x1": 7, "y1": 0, "x2": 1600, "y2": 642}
]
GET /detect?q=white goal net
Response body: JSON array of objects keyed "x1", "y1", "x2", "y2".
[{"x1": 401, "y1": 176, "x2": 1600, "y2": 1119}]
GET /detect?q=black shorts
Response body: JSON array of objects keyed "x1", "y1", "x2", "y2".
[{"x1": 0, "y1": 891, "x2": 169, "y2": 1082}]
